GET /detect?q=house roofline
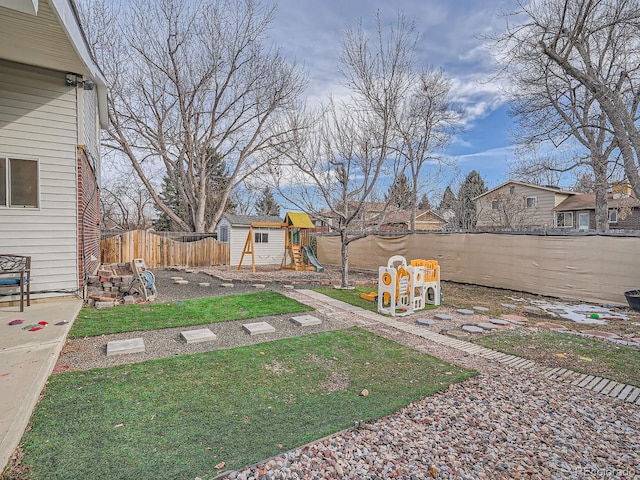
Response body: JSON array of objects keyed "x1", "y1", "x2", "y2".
[
  {"x1": 473, "y1": 180, "x2": 576, "y2": 201},
  {"x1": 50, "y1": 0, "x2": 109, "y2": 128}
]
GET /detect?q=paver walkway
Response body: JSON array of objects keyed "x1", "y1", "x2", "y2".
[{"x1": 285, "y1": 289, "x2": 640, "y2": 405}]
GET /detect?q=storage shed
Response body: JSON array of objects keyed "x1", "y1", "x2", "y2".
[{"x1": 216, "y1": 214, "x2": 285, "y2": 267}]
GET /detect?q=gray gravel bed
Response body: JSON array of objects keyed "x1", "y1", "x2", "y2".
[
  {"x1": 149, "y1": 269, "x2": 306, "y2": 303},
  {"x1": 56, "y1": 312, "x2": 349, "y2": 372}
]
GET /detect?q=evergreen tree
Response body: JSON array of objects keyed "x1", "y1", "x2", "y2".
[
  {"x1": 153, "y1": 149, "x2": 235, "y2": 231},
  {"x1": 439, "y1": 185, "x2": 457, "y2": 210},
  {"x1": 417, "y1": 193, "x2": 431, "y2": 211},
  {"x1": 386, "y1": 173, "x2": 414, "y2": 209},
  {"x1": 456, "y1": 170, "x2": 487, "y2": 230},
  {"x1": 153, "y1": 175, "x2": 187, "y2": 231},
  {"x1": 256, "y1": 187, "x2": 281, "y2": 216}
]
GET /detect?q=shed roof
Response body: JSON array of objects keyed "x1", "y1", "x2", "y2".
[
  {"x1": 285, "y1": 212, "x2": 315, "y2": 228},
  {"x1": 221, "y1": 214, "x2": 283, "y2": 226}
]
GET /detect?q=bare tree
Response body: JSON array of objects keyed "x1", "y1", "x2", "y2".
[
  {"x1": 393, "y1": 68, "x2": 460, "y2": 231},
  {"x1": 79, "y1": 0, "x2": 306, "y2": 232},
  {"x1": 100, "y1": 167, "x2": 156, "y2": 230},
  {"x1": 497, "y1": 0, "x2": 640, "y2": 204},
  {"x1": 479, "y1": 190, "x2": 538, "y2": 231},
  {"x1": 498, "y1": 27, "x2": 620, "y2": 230},
  {"x1": 272, "y1": 13, "x2": 415, "y2": 286},
  {"x1": 508, "y1": 155, "x2": 565, "y2": 187}
]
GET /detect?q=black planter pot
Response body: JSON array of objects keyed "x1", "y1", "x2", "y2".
[{"x1": 624, "y1": 290, "x2": 640, "y2": 312}]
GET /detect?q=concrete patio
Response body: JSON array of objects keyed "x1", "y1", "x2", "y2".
[{"x1": 0, "y1": 299, "x2": 82, "y2": 471}]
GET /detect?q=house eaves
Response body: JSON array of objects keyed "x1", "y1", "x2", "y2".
[{"x1": 0, "y1": 0, "x2": 108, "y2": 127}]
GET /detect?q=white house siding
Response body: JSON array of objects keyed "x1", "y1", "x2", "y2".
[
  {"x1": 81, "y1": 86, "x2": 100, "y2": 183},
  {"x1": 228, "y1": 225, "x2": 285, "y2": 267},
  {"x1": 0, "y1": 59, "x2": 79, "y2": 301}
]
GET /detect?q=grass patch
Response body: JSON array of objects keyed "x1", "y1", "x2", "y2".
[
  {"x1": 18, "y1": 328, "x2": 474, "y2": 480},
  {"x1": 70, "y1": 291, "x2": 312, "y2": 338},
  {"x1": 473, "y1": 329, "x2": 640, "y2": 387},
  {"x1": 313, "y1": 285, "x2": 437, "y2": 313}
]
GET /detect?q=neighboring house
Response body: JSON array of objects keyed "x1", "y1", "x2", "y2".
[
  {"x1": 378, "y1": 208, "x2": 448, "y2": 232},
  {"x1": 0, "y1": 0, "x2": 108, "y2": 305},
  {"x1": 320, "y1": 202, "x2": 447, "y2": 233},
  {"x1": 216, "y1": 214, "x2": 285, "y2": 267},
  {"x1": 475, "y1": 181, "x2": 577, "y2": 231},
  {"x1": 414, "y1": 210, "x2": 448, "y2": 231},
  {"x1": 553, "y1": 192, "x2": 640, "y2": 231}
]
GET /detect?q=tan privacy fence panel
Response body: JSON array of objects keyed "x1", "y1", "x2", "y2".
[
  {"x1": 317, "y1": 233, "x2": 640, "y2": 305},
  {"x1": 101, "y1": 230, "x2": 230, "y2": 268}
]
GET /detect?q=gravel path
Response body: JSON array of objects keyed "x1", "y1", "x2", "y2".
[{"x1": 215, "y1": 290, "x2": 640, "y2": 480}]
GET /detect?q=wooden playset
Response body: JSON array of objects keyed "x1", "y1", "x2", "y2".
[{"x1": 237, "y1": 212, "x2": 324, "y2": 273}]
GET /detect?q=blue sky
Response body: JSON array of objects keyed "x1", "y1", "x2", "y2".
[{"x1": 270, "y1": 0, "x2": 520, "y2": 192}]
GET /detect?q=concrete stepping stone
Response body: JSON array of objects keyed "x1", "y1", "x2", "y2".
[
  {"x1": 181, "y1": 328, "x2": 217, "y2": 344},
  {"x1": 253, "y1": 284, "x2": 266, "y2": 289},
  {"x1": 283, "y1": 285, "x2": 295, "y2": 289},
  {"x1": 174, "y1": 280, "x2": 189, "y2": 285},
  {"x1": 416, "y1": 318, "x2": 436, "y2": 326},
  {"x1": 290, "y1": 314, "x2": 322, "y2": 327},
  {"x1": 220, "y1": 283, "x2": 234, "y2": 288},
  {"x1": 447, "y1": 330, "x2": 471, "y2": 340},
  {"x1": 170, "y1": 276, "x2": 183, "y2": 281},
  {"x1": 473, "y1": 306, "x2": 490, "y2": 312},
  {"x1": 581, "y1": 330, "x2": 622, "y2": 339},
  {"x1": 489, "y1": 318, "x2": 510, "y2": 325},
  {"x1": 477, "y1": 322, "x2": 498, "y2": 330},
  {"x1": 457, "y1": 309, "x2": 475, "y2": 315},
  {"x1": 524, "y1": 306, "x2": 541, "y2": 312},
  {"x1": 462, "y1": 325, "x2": 484, "y2": 333},
  {"x1": 434, "y1": 313, "x2": 452, "y2": 320},
  {"x1": 243, "y1": 321, "x2": 275, "y2": 335},
  {"x1": 198, "y1": 282, "x2": 211, "y2": 287},
  {"x1": 501, "y1": 303, "x2": 517, "y2": 309},
  {"x1": 537, "y1": 322, "x2": 568, "y2": 331},
  {"x1": 107, "y1": 338, "x2": 145, "y2": 356},
  {"x1": 501, "y1": 314, "x2": 528, "y2": 324}
]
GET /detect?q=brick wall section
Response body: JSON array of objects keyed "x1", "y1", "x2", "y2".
[
  {"x1": 77, "y1": 147, "x2": 101, "y2": 294},
  {"x1": 614, "y1": 208, "x2": 640, "y2": 230}
]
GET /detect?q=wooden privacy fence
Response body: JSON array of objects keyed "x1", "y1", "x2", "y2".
[{"x1": 101, "y1": 230, "x2": 230, "y2": 267}]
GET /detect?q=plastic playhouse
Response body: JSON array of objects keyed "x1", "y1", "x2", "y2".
[{"x1": 376, "y1": 255, "x2": 441, "y2": 316}]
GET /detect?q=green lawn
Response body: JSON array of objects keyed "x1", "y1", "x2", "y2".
[
  {"x1": 71, "y1": 291, "x2": 312, "y2": 338},
  {"x1": 313, "y1": 285, "x2": 437, "y2": 314},
  {"x1": 18, "y1": 328, "x2": 474, "y2": 480},
  {"x1": 473, "y1": 330, "x2": 640, "y2": 387}
]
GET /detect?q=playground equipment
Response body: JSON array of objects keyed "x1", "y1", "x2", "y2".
[
  {"x1": 377, "y1": 255, "x2": 440, "y2": 316},
  {"x1": 281, "y1": 212, "x2": 324, "y2": 272},
  {"x1": 237, "y1": 212, "x2": 324, "y2": 273}
]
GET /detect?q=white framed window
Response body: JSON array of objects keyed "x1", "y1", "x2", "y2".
[
  {"x1": 609, "y1": 209, "x2": 618, "y2": 223},
  {"x1": 526, "y1": 196, "x2": 537, "y2": 208},
  {"x1": 0, "y1": 157, "x2": 39, "y2": 208},
  {"x1": 254, "y1": 232, "x2": 268, "y2": 243},
  {"x1": 556, "y1": 212, "x2": 573, "y2": 228}
]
